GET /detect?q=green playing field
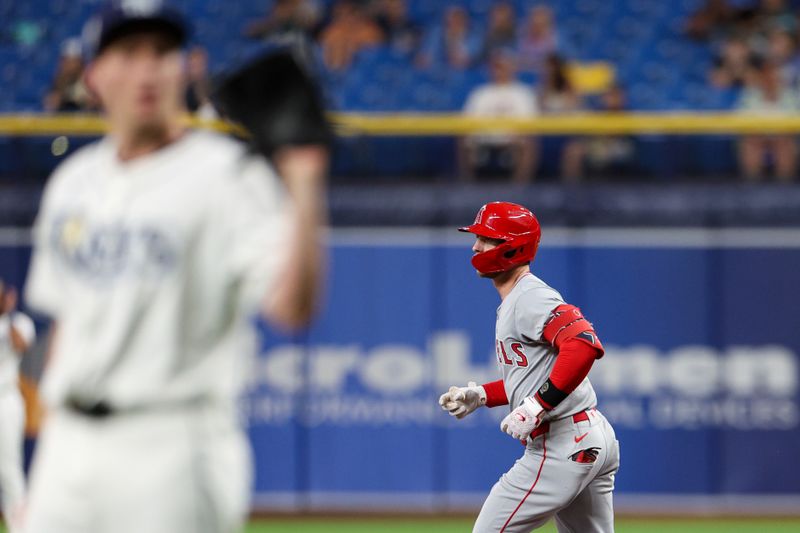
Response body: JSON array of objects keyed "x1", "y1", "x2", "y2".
[
  {"x1": 245, "y1": 518, "x2": 800, "y2": 532},
  {"x1": 4, "y1": 517, "x2": 799, "y2": 532},
  {"x1": 5, "y1": 517, "x2": 800, "y2": 532}
]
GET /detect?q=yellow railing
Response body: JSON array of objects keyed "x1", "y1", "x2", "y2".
[{"x1": 3, "y1": 112, "x2": 800, "y2": 136}]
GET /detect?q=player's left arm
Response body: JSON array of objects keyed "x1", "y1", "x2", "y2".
[
  {"x1": 213, "y1": 50, "x2": 331, "y2": 331},
  {"x1": 533, "y1": 304, "x2": 604, "y2": 410},
  {"x1": 501, "y1": 304, "x2": 604, "y2": 440},
  {"x1": 265, "y1": 146, "x2": 328, "y2": 329}
]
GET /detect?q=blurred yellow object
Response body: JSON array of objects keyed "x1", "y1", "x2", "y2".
[
  {"x1": 0, "y1": 113, "x2": 239, "y2": 135},
  {"x1": 332, "y1": 112, "x2": 800, "y2": 135},
  {"x1": 567, "y1": 61, "x2": 615, "y2": 94},
  {"x1": 5, "y1": 111, "x2": 800, "y2": 136}
]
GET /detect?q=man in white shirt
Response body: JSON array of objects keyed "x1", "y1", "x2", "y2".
[
  {"x1": 460, "y1": 51, "x2": 539, "y2": 183},
  {"x1": 737, "y1": 59, "x2": 799, "y2": 181},
  {"x1": 23, "y1": 2, "x2": 327, "y2": 532},
  {"x1": 0, "y1": 281, "x2": 35, "y2": 533}
]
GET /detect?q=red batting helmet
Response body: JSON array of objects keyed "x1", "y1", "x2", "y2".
[{"x1": 458, "y1": 202, "x2": 541, "y2": 275}]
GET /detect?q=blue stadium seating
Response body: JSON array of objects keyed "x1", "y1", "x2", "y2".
[{"x1": 0, "y1": 0, "x2": 740, "y2": 113}]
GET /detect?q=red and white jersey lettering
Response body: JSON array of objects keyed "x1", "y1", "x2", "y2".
[
  {"x1": 495, "y1": 273, "x2": 598, "y2": 420},
  {"x1": 495, "y1": 341, "x2": 529, "y2": 368}
]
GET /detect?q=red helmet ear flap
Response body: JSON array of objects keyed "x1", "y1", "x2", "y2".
[
  {"x1": 471, "y1": 237, "x2": 538, "y2": 275},
  {"x1": 471, "y1": 245, "x2": 512, "y2": 275}
]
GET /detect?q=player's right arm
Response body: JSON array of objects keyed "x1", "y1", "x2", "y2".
[
  {"x1": 23, "y1": 143, "x2": 93, "y2": 321},
  {"x1": 438, "y1": 379, "x2": 508, "y2": 419}
]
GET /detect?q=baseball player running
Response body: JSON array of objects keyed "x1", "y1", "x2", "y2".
[
  {"x1": 23, "y1": 2, "x2": 328, "y2": 533},
  {"x1": 440, "y1": 202, "x2": 620, "y2": 533},
  {"x1": 0, "y1": 281, "x2": 35, "y2": 533}
]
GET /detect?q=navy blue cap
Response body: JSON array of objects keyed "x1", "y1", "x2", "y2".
[{"x1": 82, "y1": 0, "x2": 190, "y2": 58}]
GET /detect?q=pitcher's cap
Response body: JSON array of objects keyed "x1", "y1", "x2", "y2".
[{"x1": 83, "y1": 0, "x2": 189, "y2": 58}]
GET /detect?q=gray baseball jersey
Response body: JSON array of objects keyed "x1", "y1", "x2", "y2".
[
  {"x1": 476, "y1": 272, "x2": 619, "y2": 533},
  {"x1": 495, "y1": 273, "x2": 597, "y2": 419}
]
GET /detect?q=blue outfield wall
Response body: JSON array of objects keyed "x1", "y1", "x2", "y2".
[
  {"x1": 2, "y1": 228, "x2": 799, "y2": 511},
  {"x1": 244, "y1": 228, "x2": 800, "y2": 511}
]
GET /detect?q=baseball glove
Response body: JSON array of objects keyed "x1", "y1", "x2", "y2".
[{"x1": 212, "y1": 48, "x2": 332, "y2": 157}]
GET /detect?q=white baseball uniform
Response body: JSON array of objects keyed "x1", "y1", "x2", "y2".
[
  {"x1": 24, "y1": 130, "x2": 291, "y2": 533},
  {"x1": 0, "y1": 311, "x2": 34, "y2": 532},
  {"x1": 474, "y1": 273, "x2": 620, "y2": 533}
]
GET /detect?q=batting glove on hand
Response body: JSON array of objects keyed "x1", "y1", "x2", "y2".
[
  {"x1": 438, "y1": 382, "x2": 486, "y2": 419},
  {"x1": 500, "y1": 397, "x2": 546, "y2": 441}
]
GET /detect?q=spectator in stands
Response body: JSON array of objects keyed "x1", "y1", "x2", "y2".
[
  {"x1": 185, "y1": 46, "x2": 216, "y2": 120},
  {"x1": 538, "y1": 54, "x2": 585, "y2": 181},
  {"x1": 374, "y1": 0, "x2": 420, "y2": 56},
  {"x1": 479, "y1": 2, "x2": 517, "y2": 62},
  {"x1": 737, "y1": 59, "x2": 799, "y2": 181},
  {"x1": 756, "y1": 0, "x2": 796, "y2": 35},
  {"x1": 459, "y1": 51, "x2": 538, "y2": 183},
  {"x1": 685, "y1": 0, "x2": 736, "y2": 42},
  {"x1": 516, "y1": 5, "x2": 564, "y2": 74},
  {"x1": 416, "y1": 5, "x2": 480, "y2": 70},
  {"x1": 244, "y1": 0, "x2": 322, "y2": 40},
  {"x1": 538, "y1": 54, "x2": 582, "y2": 114},
  {"x1": 584, "y1": 84, "x2": 636, "y2": 177},
  {"x1": 710, "y1": 37, "x2": 759, "y2": 88},
  {"x1": 43, "y1": 38, "x2": 95, "y2": 112},
  {"x1": 765, "y1": 28, "x2": 800, "y2": 85},
  {"x1": 319, "y1": 0, "x2": 384, "y2": 71}
]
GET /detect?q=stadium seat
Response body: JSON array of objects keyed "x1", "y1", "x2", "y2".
[{"x1": 0, "y1": 0, "x2": 750, "y2": 115}]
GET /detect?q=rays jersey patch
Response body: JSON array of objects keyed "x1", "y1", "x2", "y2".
[{"x1": 50, "y1": 213, "x2": 178, "y2": 283}]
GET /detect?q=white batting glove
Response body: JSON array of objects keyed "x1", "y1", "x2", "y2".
[
  {"x1": 500, "y1": 397, "x2": 546, "y2": 441},
  {"x1": 438, "y1": 381, "x2": 487, "y2": 419}
]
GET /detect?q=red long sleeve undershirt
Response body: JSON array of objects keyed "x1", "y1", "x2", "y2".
[
  {"x1": 482, "y1": 379, "x2": 509, "y2": 407},
  {"x1": 482, "y1": 338, "x2": 601, "y2": 408},
  {"x1": 549, "y1": 338, "x2": 602, "y2": 394}
]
